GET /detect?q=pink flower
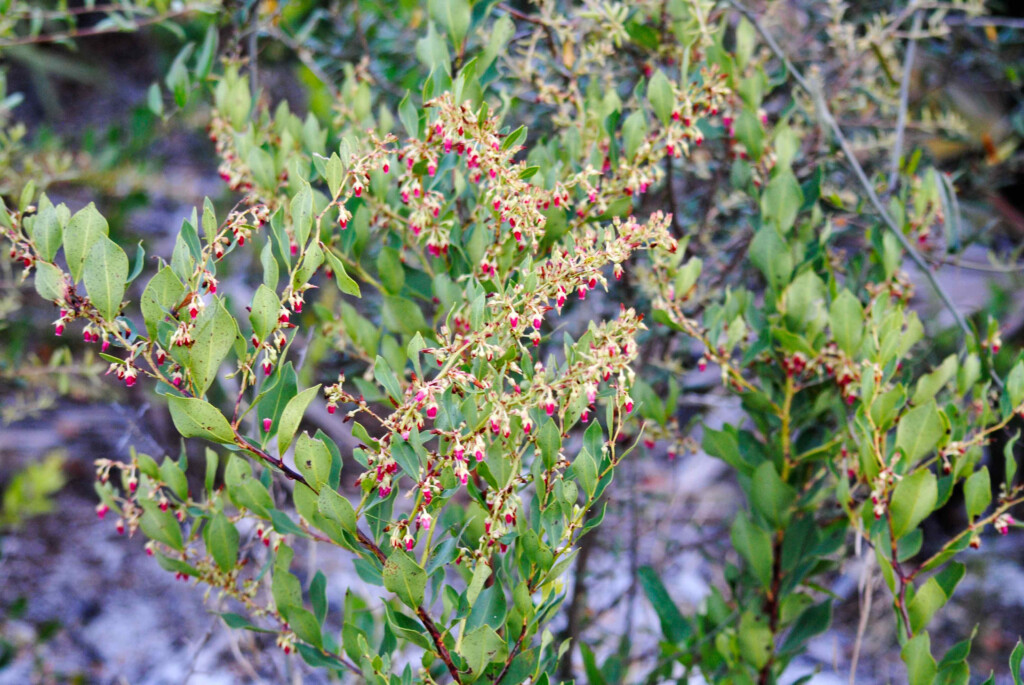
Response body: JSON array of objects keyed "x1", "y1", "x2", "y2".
[{"x1": 263, "y1": 418, "x2": 272, "y2": 432}]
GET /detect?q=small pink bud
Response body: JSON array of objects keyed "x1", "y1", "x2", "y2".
[
  {"x1": 101, "y1": 340, "x2": 110, "y2": 352},
  {"x1": 96, "y1": 504, "x2": 109, "y2": 519},
  {"x1": 263, "y1": 418, "x2": 272, "y2": 432},
  {"x1": 383, "y1": 162, "x2": 390, "y2": 173},
  {"x1": 116, "y1": 520, "x2": 125, "y2": 535},
  {"x1": 290, "y1": 242, "x2": 298, "y2": 256},
  {"x1": 55, "y1": 323, "x2": 64, "y2": 336},
  {"x1": 475, "y1": 449, "x2": 485, "y2": 462},
  {"x1": 327, "y1": 404, "x2": 336, "y2": 414},
  {"x1": 189, "y1": 306, "x2": 198, "y2": 319},
  {"x1": 125, "y1": 375, "x2": 136, "y2": 387},
  {"x1": 545, "y1": 401, "x2": 556, "y2": 416},
  {"x1": 581, "y1": 410, "x2": 589, "y2": 423},
  {"x1": 533, "y1": 316, "x2": 543, "y2": 330},
  {"x1": 263, "y1": 361, "x2": 272, "y2": 375},
  {"x1": 624, "y1": 398, "x2": 634, "y2": 413},
  {"x1": 509, "y1": 314, "x2": 519, "y2": 328},
  {"x1": 354, "y1": 185, "x2": 363, "y2": 197},
  {"x1": 426, "y1": 404, "x2": 438, "y2": 420},
  {"x1": 279, "y1": 312, "x2": 289, "y2": 324}
]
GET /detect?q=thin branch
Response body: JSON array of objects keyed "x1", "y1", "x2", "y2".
[
  {"x1": 888, "y1": 9, "x2": 923, "y2": 195},
  {"x1": 945, "y1": 15, "x2": 1024, "y2": 30},
  {"x1": 0, "y1": 9, "x2": 194, "y2": 47},
  {"x1": 354, "y1": 530, "x2": 464, "y2": 683},
  {"x1": 726, "y1": 1, "x2": 976, "y2": 349}
]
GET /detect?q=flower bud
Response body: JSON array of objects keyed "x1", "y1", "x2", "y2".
[{"x1": 263, "y1": 418, "x2": 272, "y2": 432}]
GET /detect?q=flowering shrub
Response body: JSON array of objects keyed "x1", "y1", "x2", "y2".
[{"x1": 3, "y1": 0, "x2": 1024, "y2": 683}]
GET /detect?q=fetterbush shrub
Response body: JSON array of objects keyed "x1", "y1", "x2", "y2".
[{"x1": 3, "y1": 0, "x2": 1024, "y2": 683}]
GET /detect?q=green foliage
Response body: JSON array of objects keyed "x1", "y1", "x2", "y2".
[{"x1": 3, "y1": 1, "x2": 1023, "y2": 683}]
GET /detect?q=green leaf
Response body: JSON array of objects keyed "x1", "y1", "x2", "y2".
[
  {"x1": 466, "y1": 562, "x2": 492, "y2": 605},
  {"x1": 277, "y1": 385, "x2": 321, "y2": 455},
  {"x1": 294, "y1": 433, "x2": 333, "y2": 489},
  {"x1": 399, "y1": 91, "x2": 419, "y2": 140},
  {"x1": 139, "y1": 498, "x2": 183, "y2": 550},
  {"x1": 761, "y1": 170, "x2": 803, "y2": 233},
  {"x1": 317, "y1": 487, "x2": 357, "y2": 533},
  {"x1": 731, "y1": 514, "x2": 772, "y2": 588},
  {"x1": 261, "y1": 240, "x2": 279, "y2": 289},
  {"x1": 638, "y1": 566, "x2": 690, "y2": 643},
  {"x1": 538, "y1": 419, "x2": 561, "y2": 469},
  {"x1": 325, "y1": 250, "x2": 361, "y2": 297},
  {"x1": 374, "y1": 355, "x2": 403, "y2": 403},
  {"x1": 480, "y1": 15, "x2": 513, "y2": 73},
  {"x1": 147, "y1": 83, "x2": 164, "y2": 116},
  {"x1": 325, "y1": 153, "x2": 344, "y2": 197},
  {"x1": 1011, "y1": 639, "x2": 1023, "y2": 685},
  {"x1": 249, "y1": 284, "x2": 279, "y2": 342},
  {"x1": 383, "y1": 296, "x2": 430, "y2": 335},
  {"x1": 911, "y1": 355, "x2": 957, "y2": 406},
  {"x1": 290, "y1": 180, "x2": 314, "y2": 248},
  {"x1": 33, "y1": 261, "x2": 65, "y2": 302},
  {"x1": 382, "y1": 550, "x2": 427, "y2": 609},
  {"x1": 187, "y1": 301, "x2": 238, "y2": 397},
  {"x1": 571, "y1": 448, "x2": 598, "y2": 499},
  {"x1": 204, "y1": 513, "x2": 239, "y2": 572},
  {"x1": 749, "y1": 226, "x2": 792, "y2": 292},
  {"x1": 901, "y1": 632, "x2": 937, "y2": 685},
  {"x1": 909, "y1": 562, "x2": 964, "y2": 633},
  {"x1": 219, "y1": 612, "x2": 274, "y2": 633},
  {"x1": 1008, "y1": 362, "x2": 1024, "y2": 409},
  {"x1": 890, "y1": 469, "x2": 938, "y2": 539},
  {"x1": 295, "y1": 240, "x2": 323, "y2": 286},
  {"x1": 1006, "y1": 431, "x2": 1020, "y2": 493},
  {"x1": 896, "y1": 401, "x2": 944, "y2": 464},
  {"x1": 310, "y1": 571, "x2": 327, "y2": 626},
  {"x1": 433, "y1": 0, "x2": 470, "y2": 47},
  {"x1": 780, "y1": 601, "x2": 832, "y2": 653},
  {"x1": 750, "y1": 461, "x2": 796, "y2": 527},
  {"x1": 83, "y1": 235, "x2": 128, "y2": 321},
  {"x1": 165, "y1": 42, "x2": 193, "y2": 107},
  {"x1": 829, "y1": 290, "x2": 864, "y2": 357},
  {"x1": 377, "y1": 246, "x2": 405, "y2": 294},
  {"x1": 739, "y1": 611, "x2": 773, "y2": 670},
  {"x1": 140, "y1": 267, "x2": 185, "y2": 339},
  {"x1": 194, "y1": 23, "x2": 219, "y2": 79},
  {"x1": 167, "y1": 396, "x2": 235, "y2": 444},
  {"x1": 460, "y1": 625, "x2": 507, "y2": 676},
  {"x1": 647, "y1": 69, "x2": 675, "y2": 125},
  {"x1": 204, "y1": 448, "x2": 218, "y2": 494},
  {"x1": 29, "y1": 198, "x2": 62, "y2": 262},
  {"x1": 159, "y1": 457, "x2": 188, "y2": 500},
  {"x1": 963, "y1": 466, "x2": 991, "y2": 521},
  {"x1": 622, "y1": 110, "x2": 647, "y2": 159},
  {"x1": 283, "y1": 605, "x2": 323, "y2": 649}
]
